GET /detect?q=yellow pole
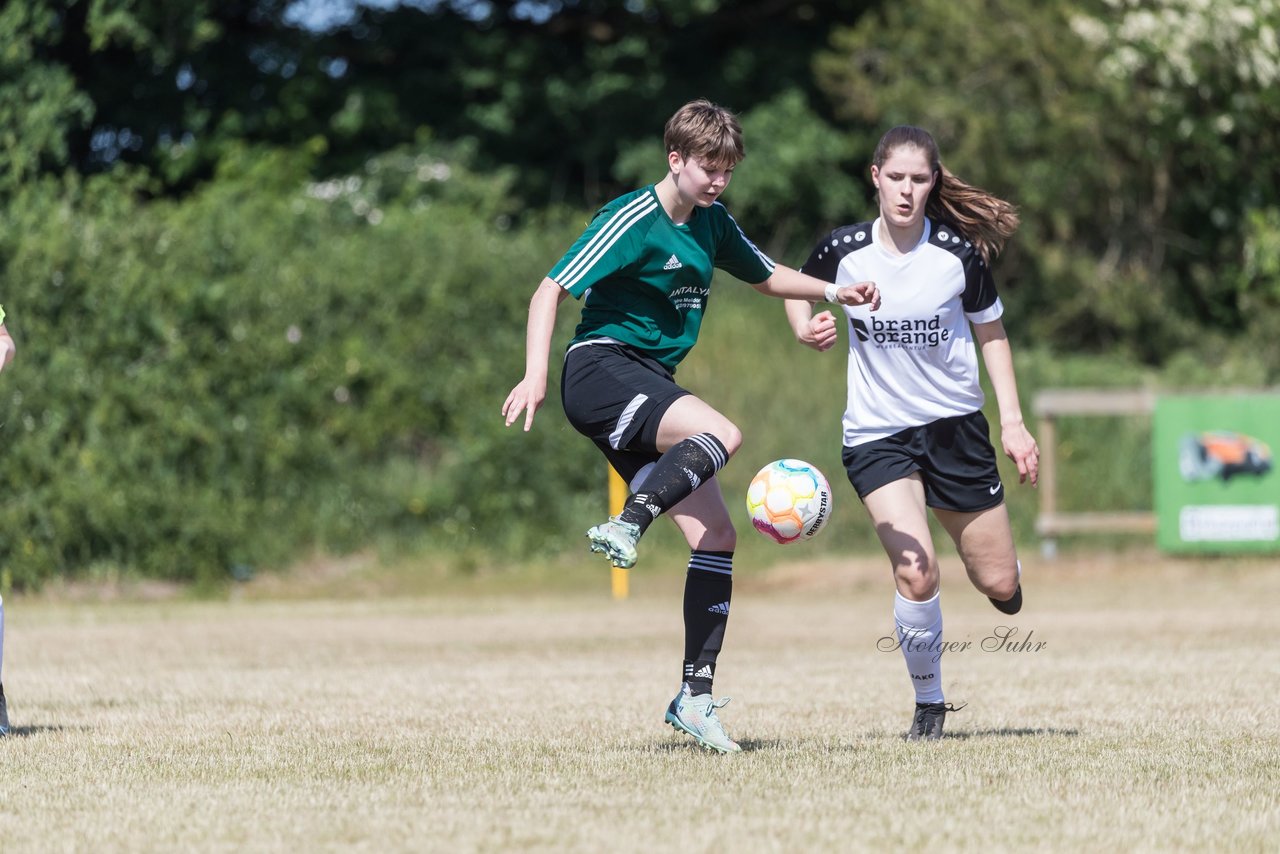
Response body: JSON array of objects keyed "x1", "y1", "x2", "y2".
[{"x1": 608, "y1": 466, "x2": 630, "y2": 599}]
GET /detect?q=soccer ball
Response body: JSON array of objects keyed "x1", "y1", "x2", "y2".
[{"x1": 745, "y1": 459, "x2": 833, "y2": 544}]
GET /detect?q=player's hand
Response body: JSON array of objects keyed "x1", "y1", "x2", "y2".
[
  {"x1": 797, "y1": 310, "x2": 838, "y2": 352},
  {"x1": 835, "y1": 281, "x2": 881, "y2": 311},
  {"x1": 1001, "y1": 420, "x2": 1039, "y2": 486},
  {"x1": 502, "y1": 377, "x2": 546, "y2": 432}
]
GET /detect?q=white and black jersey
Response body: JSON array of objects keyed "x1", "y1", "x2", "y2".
[{"x1": 801, "y1": 217, "x2": 1003, "y2": 448}]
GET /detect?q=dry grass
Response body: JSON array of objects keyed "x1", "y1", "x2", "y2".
[{"x1": 1, "y1": 551, "x2": 1277, "y2": 852}]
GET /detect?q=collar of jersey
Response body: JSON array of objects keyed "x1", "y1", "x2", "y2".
[
  {"x1": 871, "y1": 216, "x2": 932, "y2": 261},
  {"x1": 649, "y1": 184, "x2": 696, "y2": 230}
]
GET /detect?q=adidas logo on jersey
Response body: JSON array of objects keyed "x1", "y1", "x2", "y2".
[
  {"x1": 707, "y1": 601, "x2": 730, "y2": 615},
  {"x1": 663, "y1": 254, "x2": 683, "y2": 270}
]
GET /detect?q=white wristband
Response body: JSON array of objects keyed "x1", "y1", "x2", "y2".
[{"x1": 824, "y1": 283, "x2": 840, "y2": 304}]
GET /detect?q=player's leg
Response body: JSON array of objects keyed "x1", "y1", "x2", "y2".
[
  {"x1": 933, "y1": 503, "x2": 1022, "y2": 614},
  {"x1": 661, "y1": 478, "x2": 741, "y2": 753},
  {"x1": 561, "y1": 343, "x2": 699, "y2": 567},
  {"x1": 846, "y1": 434, "x2": 957, "y2": 738},
  {"x1": 669, "y1": 477, "x2": 735, "y2": 698},
  {"x1": 589, "y1": 394, "x2": 740, "y2": 567},
  {"x1": 863, "y1": 474, "x2": 939, "y2": 601},
  {"x1": 923, "y1": 411, "x2": 1022, "y2": 615},
  {"x1": 863, "y1": 475, "x2": 951, "y2": 736},
  {"x1": 611, "y1": 394, "x2": 739, "y2": 533},
  {"x1": 0, "y1": 593, "x2": 8, "y2": 735}
]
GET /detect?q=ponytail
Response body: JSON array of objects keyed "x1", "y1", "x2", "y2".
[{"x1": 928, "y1": 166, "x2": 1019, "y2": 263}]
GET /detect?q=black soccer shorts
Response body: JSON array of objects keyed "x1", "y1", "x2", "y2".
[
  {"x1": 841, "y1": 410, "x2": 1005, "y2": 512},
  {"x1": 560, "y1": 341, "x2": 690, "y2": 484}
]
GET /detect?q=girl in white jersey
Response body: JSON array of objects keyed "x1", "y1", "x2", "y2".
[
  {"x1": 503, "y1": 101, "x2": 878, "y2": 753},
  {"x1": 786, "y1": 126, "x2": 1039, "y2": 741}
]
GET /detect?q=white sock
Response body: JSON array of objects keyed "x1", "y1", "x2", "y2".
[{"x1": 894, "y1": 590, "x2": 944, "y2": 704}]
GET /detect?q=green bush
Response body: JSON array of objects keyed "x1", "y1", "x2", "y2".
[{"x1": 0, "y1": 145, "x2": 586, "y2": 587}]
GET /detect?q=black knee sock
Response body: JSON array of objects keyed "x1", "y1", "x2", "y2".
[
  {"x1": 618, "y1": 433, "x2": 729, "y2": 535},
  {"x1": 681, "y1": 550, "x2": 733, "y2": 696}
]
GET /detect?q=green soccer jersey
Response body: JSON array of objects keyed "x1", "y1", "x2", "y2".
[{"x1": 549, "y1": 185, "x2": 775, "y2": 371}]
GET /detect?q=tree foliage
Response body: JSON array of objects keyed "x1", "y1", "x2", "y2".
[
  {"x1": 0, "y1": 141, "x2": 589, "y2": 586},
  {"x1": 815, "y1": 0, "x2": 1280, "y2": 364},
  {"x1": 0, "y1": 0, "x2": 874, "y2": 205}
]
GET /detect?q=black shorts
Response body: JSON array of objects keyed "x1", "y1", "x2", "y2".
[
  {"x1": 560, "y1": 342, "x2": 690, "y2": 484},
  {"x1": 841, "y1": 411, "x2": 1004, "y2": 513}
]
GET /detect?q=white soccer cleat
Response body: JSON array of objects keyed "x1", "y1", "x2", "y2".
[
  {"x1": 664, "y1": 685, "x2": 741, "y2": 753},
  {"x1": 586, "y1": 516, "x2": 641, "y2": 569}
]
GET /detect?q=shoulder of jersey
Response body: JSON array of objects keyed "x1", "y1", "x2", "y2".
[
  {"x1": 585, "y1": 188, "x2": 656, "y2": 227},
  {"x1": 710, "y1": 198, "x2": 753, "y2": 230},
  {"x1": 813, "y1": 221, "x2": 874, "y2": 262},
  {"x1": 598, "y1": 186, "x2": 658, "y2": 216},
  {"x1": 929, "y1": 219, "x2": 980, "y2": 263}
]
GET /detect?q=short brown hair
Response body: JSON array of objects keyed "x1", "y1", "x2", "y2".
[{"x1": 663, "y1": 99, "x2": 745, "y2": 167}]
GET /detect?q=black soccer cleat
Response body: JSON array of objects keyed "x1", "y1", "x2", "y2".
[
  {"x1": 905, "y1": 701, "x2": 965, "y2": 741},
  {"x1": 989, "y1": 583, "x2": 1023, "y2": 615}
]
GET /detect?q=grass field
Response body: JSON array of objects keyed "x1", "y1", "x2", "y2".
[{"x1": 1, "y1": 549, "x2": 1277, "y2": 851}]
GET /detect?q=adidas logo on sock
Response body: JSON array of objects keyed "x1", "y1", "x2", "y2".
[
  {"x1": 693, "y1": 664, "x2": 714, "y2": 679},
  {"x1": 663, "y1": 254, "x2": 683, "y2": 270},
  {"x1": 707, "y1": 601, "x2": 729, "y2": 615}
]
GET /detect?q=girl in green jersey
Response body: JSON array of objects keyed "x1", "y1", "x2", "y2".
[{"x1": 504, "y1": 100, "x2": 878, "y2": 752}]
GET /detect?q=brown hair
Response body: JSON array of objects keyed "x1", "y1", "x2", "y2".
[
  {"x1": 663, "y1": 99, "x2": 745, "y2": 167},
  {"x1": 873, "y1": 125, "x2": 1019, "y2": 263}
]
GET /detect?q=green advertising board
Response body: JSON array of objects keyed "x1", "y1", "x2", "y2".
[{"x1": 1153, "y1": 394, "x2": 1280, "y2": 552}]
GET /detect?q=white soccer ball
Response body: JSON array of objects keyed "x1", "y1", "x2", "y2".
[{"x1": 745, "y1": 459, "x2": 833, "y2": 544}]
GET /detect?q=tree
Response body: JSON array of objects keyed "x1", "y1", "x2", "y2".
[
  {"x1": 2, "y1": 0, "x2": 880, "y2": 210},
  {"x1": 815, "y1": 0, "x2": 1280, "y2": 373},
  {"x1": 0, "y1": 4, "x2": 94, "y2": 193}
]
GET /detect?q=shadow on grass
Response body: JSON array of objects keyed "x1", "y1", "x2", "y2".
[
  {"x1": 942, "y1": 727, "x2": 1080, "y2": 740},
  {"x1": 2, "y1": 724, "x2": 82, "y2": 738},
  {"x1": 652, "y1": 738, "x2": 741, "y2": 754},
  {"x1": 732, "y1": 727, "x2": 1080, "y2": 747},
  {"x1": 735, "y1": 738, "x2": 786, "y2": 752},
  {"x1": 654, "y1": 737, "x2": 829, "y2": 753},
  {"x1": 648, "y1": 728, "x2": 1079, "y2": 754}
]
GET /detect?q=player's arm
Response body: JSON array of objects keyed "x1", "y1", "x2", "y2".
[
  {"x1": 0, "y1": 323, "x2": 14, "y2": 373},
  {"x1": 502, "y1": 277, "x2": 568, "y2": 432},
  {"x1": 752, "y1": 264, "x2": 880, "y2": 310},
  {"x1": 784, "y1": 298, "x2": 839, "y2": 353},
  {"x1": 973, "y1": 318, "x2": 1039, "y2": 486}
]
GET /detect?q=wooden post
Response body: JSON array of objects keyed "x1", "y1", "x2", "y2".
[
  {"x1": 1031, "y1": 388, "x2": 1158, "y2": 552},
  {"x1": 1038, "y1": 415, "x2": 1058, "y2": 519},
  {"x1": 1037, "y1": 413, "x2": 1059, "y2": 558},
  {"x1": 608, "y1": 466, "x2": 629, "y2": 599}
]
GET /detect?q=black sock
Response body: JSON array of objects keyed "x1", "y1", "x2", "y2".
[
  {"x1": 618, "y1": 433, "x2": 729, "y2": 535},
  {"x1": 989, "y1": 583, "x2": 1023, "y2": 615},
  {"x1": 681, "y1": 550, "x2": 733, "y2": 696}
]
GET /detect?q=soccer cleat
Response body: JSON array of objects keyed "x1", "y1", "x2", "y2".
[
  {"x1": 586, "y1": 516, "x2": 641, "y2": 569},
  {"x1": 664, "y1": 686, "x2": 741, "y2": 753},
  {"x1": 989, "y1": 584, "x2": 1023, "y2": 615},
  {"x1": 0, "y1": 682, "x2": 9, "y2": 736},
  {"x1": 905, "y1": 701, "x2": 966, "y2": 741}
]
